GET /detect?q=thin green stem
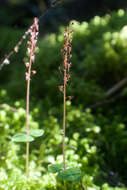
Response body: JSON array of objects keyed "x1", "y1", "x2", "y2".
[
  {"x1": 26, "y1": 142, "x2": 29, "y2": 177},
  {"x1": 63, "y1": 69, "x2": 66, "y2": 171},
  {"x1": 26, "y1": 58, "x2": 32, "y2": 177},
  {"x1": 63, "y1": 69, "x2": 67, "y2": 190},
  {"x1": 64, "y1": 181, "x2": 67, "y2": 190}
]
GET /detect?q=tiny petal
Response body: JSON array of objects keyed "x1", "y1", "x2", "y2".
[
  {"x1": 58, "y1": 85, "x2": 63, "y2": 93},
  {"x1": 64, "y1": 33, "x2": 68, "y2": 38},
  {"x1": 27, "y1": 47, "x2": 31, "y2": 54},
  {"x1": 24, "y1": 62, "x2": 30, "y2": 67},
  {"x1": 22, "y1": 35, "x2": 26, "y2": 39},
  {"x1": 3, "y1": 58, "x2": 10, "y2": 65},
  {"x1": 31, "y1": 55, "x2": 35, "y2": 62},
  {"x1": 14, "y1": 46, "x2": 19, "y2": 53},
  {"x1": 67, "y1": 96, "x2": 74, "y2": 101},
  {"x1": 25, "y1": 72, "x2": 29, "y2": 80},
  {"x1": 32, "y1": 70, "x2": 36, "y2": 75}
]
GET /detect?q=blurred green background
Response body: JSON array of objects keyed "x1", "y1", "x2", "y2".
[{"x1": 1, "y1": 0, "x2": 127, "y2": 190}]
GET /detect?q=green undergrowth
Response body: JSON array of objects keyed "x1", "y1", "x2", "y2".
[{"x1": 0, "y1": 90, "x2": 126, "y2": 189}]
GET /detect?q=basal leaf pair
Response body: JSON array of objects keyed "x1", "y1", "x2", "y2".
[
  {"x1": 48, "y1": 163, "x2": 81, "y2": 182},
  {"x1": 12, "y1": 129, "x2": 44, "y2": 143}
]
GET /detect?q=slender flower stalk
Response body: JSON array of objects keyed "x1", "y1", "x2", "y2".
[
  {"x1": 25, "y1": 17, "x2": 39, "y2": 177},
  {"x1": 59, "y1": 23, "x2": 73, "y2": 172},
  {"x1": 63, "y1": 68, "x2": 66, "y2": 170}
]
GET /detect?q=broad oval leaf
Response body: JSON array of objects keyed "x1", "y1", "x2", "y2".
[
  {"x1": 12, "y1": 133, "x2": 34, "y2": 143},
  {"x1": 29, "y1": 129, "x2": 44, "y2": 137},
  {"x1": 58, "y1": 167, "x2": 81, "y2": 182},
  {"x1": 48, "y1": 163, "x2": 64, "y2": 173}
]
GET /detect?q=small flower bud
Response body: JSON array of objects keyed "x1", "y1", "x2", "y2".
[
  {"x1": 25, "y1": 72, "x2": 29, "y2": 81},
  {"x1": 24, "y1": 62, "x2": 30, "y2": 68},
  {"x1": 32, "y1": 70, "x2": 36, "y2": 75},
  {"x1": 14, "y1": 46, "x2": 19, "y2": 53},
  {"x1": 27, "y1": 47, "x2": 31, "y2": 55},
  {"x1": 64, "y1": 33, "x2": 68, "y2": 38},
  {"x1": 58, "y1": 85, "x2": 64, "y2": 93},
  {"x1": 31, "y1": 55, "x2": 35, "y2": 63},
  {"x1": 22, "y1": 35, "x2": 26, "y2": 39},
  {"x1": 3, "y1": 58, "x2": 10, "y2": 65}
]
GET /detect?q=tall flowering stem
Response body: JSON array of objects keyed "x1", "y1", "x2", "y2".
[
  {"x1": 25, "y1": 17, "x2": 39, "y2": 177},
  {"x1": 60, "y1": 23, "x2": 73, "y2": 172}
]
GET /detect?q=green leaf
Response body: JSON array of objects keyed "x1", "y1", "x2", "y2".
[
  {"x1": 58, "y1": 167, "x2": 81, "y2": 182},
  {"x1": 12, "y1": 133, "x2": 34, "y2": 143},
  {"x1": 48, "y1": 163, "x2": 64, "y2": 173},
  {"x1": 29, "y1": 129, "x2": 44, "y2": 137}
]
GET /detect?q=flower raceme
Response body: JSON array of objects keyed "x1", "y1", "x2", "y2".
[
  {"x1": 24, "y1": 17, "x2": 39, "y2": 81},
  {"x1": 59, "y1": 22, "x2": 74, "y2": 93},
  {"x1": 62, "y1": 24, "x2": 73, "y2": 84}
]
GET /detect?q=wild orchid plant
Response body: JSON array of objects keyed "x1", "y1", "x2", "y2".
[
  {"x1": 12, "y1": 18, "x2": 44, "y2": 177},
  {"x1": 48, "y1": 22, "x2": 81, "y2": 188},
  {"x1": 0, "y1": 0, "x2": 82, "y2": 185},
  {"x1": 1, "y1": 4, "x2": 82, "y2": 184}
]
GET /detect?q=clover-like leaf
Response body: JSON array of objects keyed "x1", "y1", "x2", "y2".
[
  {"x1": 29, "y1": 129, "x2": 44, "y2": 137},
  {"x1": 58, "y1": 167, "x2": 81, "y2": 182},
  {"x1": 48, "y1": 163, "x2": 64, "y2": 173},
  {"x1": 12, "y1": 133, "x2": 34, "y2": 143}
]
